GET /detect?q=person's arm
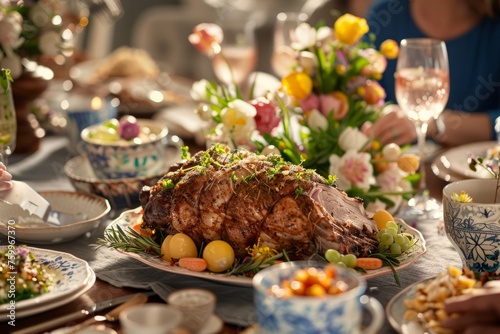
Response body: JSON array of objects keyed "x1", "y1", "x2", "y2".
[{"x1": 429, "y1": 109, "x2": 497, "y2": 146}]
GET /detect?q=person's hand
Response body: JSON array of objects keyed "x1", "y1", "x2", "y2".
[
  {"x1": 0, "y1": 162, "x2": 13, "y2": 191},
  {"x1": 361, "y1": 104, "x2": 417, "y2": 146},
  {"x1": 442, "y1": 280, "x2": 500, "y2": 334}
]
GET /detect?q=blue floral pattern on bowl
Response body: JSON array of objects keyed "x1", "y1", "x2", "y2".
[
  {"x1": 444, "y1": 199, "x2": 500, "y2": 274},
  {"x1": 253, "y1": 261, "x2": 381, "y2": 334}
]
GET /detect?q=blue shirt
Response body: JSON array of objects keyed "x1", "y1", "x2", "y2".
[{"x1": 365, "y1": 0, "x2": 500, "y2": 139}]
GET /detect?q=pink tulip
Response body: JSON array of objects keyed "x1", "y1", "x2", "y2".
[
  {"x1": 319, "y1": 92, "x2": 349, "y2": 120},
  {"x1": 251, "y1": 98, "x2": 281, "y2": 134},
  {"x1": 188, "y1": 23, "x2": 223, "y2": 57},
  {"x1": 299, "y1": 93, "x2": 320, "y2": 112}
]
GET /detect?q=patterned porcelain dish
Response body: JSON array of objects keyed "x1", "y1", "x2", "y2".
[
  {"x1": 64, "y1": 146, "x2": 181, "y2": 209},
  {"x1": 0, "y1": 191, "x2": 110, "y2": 244},
  {"x1": 0, "y1": 246, "x2": 95, "y2": 319},
  {"x1": 81, "y1": 119, "x2": 169, "y2": 179},
  {"x1": 443, "y1": 179, "x2": 500, "y2": 275},
  {"x1": 252, "y1": 261, "x2": 384, "y2": 334}
]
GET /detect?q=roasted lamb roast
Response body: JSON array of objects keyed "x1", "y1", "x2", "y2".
[{"x1": 140, "y1": 145, "x2": 379, "y2": 260}]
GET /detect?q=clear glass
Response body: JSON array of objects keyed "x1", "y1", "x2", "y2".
[
  {"x1": 0, "y1": 72, "x2": 17, "y2": 166},
  {"x1": 395, "y1": 38, "x2": 449, "y2": 219},
  {"x1": 211, "y1": 19, "x2": 257, "y2": 87},
  {"x1": 271, "y1": 11, "x2": 309, "y2": 77}
]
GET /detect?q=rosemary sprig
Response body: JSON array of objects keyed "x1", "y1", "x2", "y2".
[
  {"x1": 227, "y1": 252, "x2": 286, "y2": 277},
  {"x1": 92, "y1": 224, "x2": 161, "y2": 255}
]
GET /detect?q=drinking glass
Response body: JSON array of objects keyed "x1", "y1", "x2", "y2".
[
  {"x1": 271, "y1": 11, "x2": 309, "y2": 77},
  {"x1": 211, "y1": 19, "x2": 257, "y2": 87},
  {"x1": 0, "y1": 70, "x2": 17, "y2": 166},
  {"x1": 395, "y1": 38, "x2": 449, "y2": 218}
]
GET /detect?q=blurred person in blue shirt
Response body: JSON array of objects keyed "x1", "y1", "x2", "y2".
[{"x1": 361, "y1": 0, "x2": 500, "y2": 147}]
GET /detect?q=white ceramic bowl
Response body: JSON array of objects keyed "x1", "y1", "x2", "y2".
[
  {"x1": 0, "y1": 191, "x2": 110, "y2": 244},
  {"x1": 443, "y1": 179, "x2": 500, "y2": 275},
  {"x1": 253, "y1": 261, "x2": 384, "y2": 334},
  {"x1": 119, "y1": 303, "x2": 183, "y2": 334},
  {"x1": 81, "y1": 119, "x2": 169, "y2": 179}
]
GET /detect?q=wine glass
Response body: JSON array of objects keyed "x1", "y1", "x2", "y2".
[
  {"x1": 0, "y1": 70, "x2": 17, "y2": 166},
  {"x1": 271, "y1": 11, "x2": 309, "y2": 77},
  {"x1": 395, "y1": 38, "x2": 449, "y2": 219},
  {"x1": 211, "y1": 19, "x2": 257, "y2": 88}
]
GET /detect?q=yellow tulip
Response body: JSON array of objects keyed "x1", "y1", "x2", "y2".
[
  {"x1": 397, "y1": 154, "x2": 420, "y2": 173},
  {"x1": 281, "y1": 72, "x2": 313, "y2": 100},
  {"x1": 334, "y1": 14, "x2": 369, "y2": 45},
  {"x1": 380, "y1": 39, "x2": 399, "y2": 59}
]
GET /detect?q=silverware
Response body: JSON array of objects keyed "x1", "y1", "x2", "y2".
[
  {"x1": 12, "y1": 291, "x2": 156, "y2": 334},
  {"x1": 0, "y1": 180, "x2": 88, "y2": 226},
  {"x1": 65, "y1": 293, "x2": 149, "y2": 334}
]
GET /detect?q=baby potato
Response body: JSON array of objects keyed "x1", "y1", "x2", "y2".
[
  {"x1": 161, "y1": 235, "x2": 173, "y2": 261},
  {"x1": 169, "y1": 233, "x2": 198, "y2": 260},
  {"x1": 203, "y1": 240, "x2": 235, "y2": 273}
]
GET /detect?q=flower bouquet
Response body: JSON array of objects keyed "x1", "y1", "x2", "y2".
[
  {"x1": 0, "y1": 0, "x2": 73, "y2": 78},
  {"x1": 189, "y1": 14, "x2": 420, "y2": 212}
]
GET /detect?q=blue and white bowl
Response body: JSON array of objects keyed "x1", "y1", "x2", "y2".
[
  {"x1": 81, "y1": 119, "x2": 169, "y2": 180},
  {"x1": 253, "y1": 261, "x2": 383, "y2": 334},
  {"x1": 443, "y1": 179, "x2": 500, "y2": 275}
]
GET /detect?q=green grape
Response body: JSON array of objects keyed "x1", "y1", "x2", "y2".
[
  {"x1": 390, "y1": 243, "x2": 402, "y2": 255},
  {"x1": 379, "y1": 233, "x2": 394, "y2": 246},
  {"x1": 341, "y1": 254, "x2": 357, "y2": 268},
  {"x1": 103, "y1": 118, "x2": 119, "y2": 130},
  {"x1": 91, "y1": 127, "x2": 119, "y2": 142},
  {"x1": 394, "y1": 234, "x2": 405, "y2": 246},
  {"x1": 386, "y1": 227, "x2": 398, "y2": 237},
  {"x1": 376, "y1": 229, "x2": 386, "y2": 240},
  {"x1": 325, "y1": 249, "x2": 341, "y2": 263},
  {"x1": 401, "y1": 237, "x2": 410, "y2": 252},
  {"x1": 336, "y1": 261, "x2": 347, "y2": 268},
  {"x1": 386, "y1": 221, "x2": 399, "y2": 233},
  {"x1": 403, "y1": 233, "x2": 415, "y2": 247},
  {"x1": 378, "y1": 244, "x2": 389, "y2": 253}
]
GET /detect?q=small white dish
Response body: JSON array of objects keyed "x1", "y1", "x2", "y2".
[
  {"x1": 0, "y1": 191, "x2": 110, "y2": 244},
  {"x1": 199, "y1": 314, "x2": 224, "y2": 334},
  {"x1": 119, "y1": 303, "x2": 183, "y2": 334}
]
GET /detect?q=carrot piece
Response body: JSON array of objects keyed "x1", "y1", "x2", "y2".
[
  {"x1": 178, "y1": 257, "x2": 208, "y2": 272},
  {"x1": 355, "y1": 257, "x2": 383, "y2": 270}
]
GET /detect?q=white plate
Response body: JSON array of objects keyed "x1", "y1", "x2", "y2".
[
  {"x1": 0, "y1": 246, "x2": 96, "y2": 319},
  {"x1": 105, "y1": 208, "x2": 427, "y2": 286},
  {"x1": 386, "y1": 278, "x2": 432, "y2": 333},
  {"x1": 0, "y1": 191, "x2": 111, "y2": 244},
  {"x1": 442, "y1": 141, "x2": 496, "y2": 179}
]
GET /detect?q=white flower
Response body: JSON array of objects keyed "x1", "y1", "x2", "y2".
[
  {"x1": 338, "y1": 127, "x2": 368, "y2": 151},
  {"x1": 298, "y1": 51, "x2": 318, "y2": 70},
  {"x1": 291, "y1": 23, "x2": 317, "y2": 50},
  {"x1": 220, "y1": 99, "x2": 257, "y2": 144},
  {"x1": 376, "y1": 168, "x2": 402, "y2": 192},
  {"x1": 38, "y1": 30, "x2": 60, "y2": 56},
  {"x1": 271, "y1": 45, "x2": 297, "y2": 77},
  {"x1": 329, "y1": 150, "x2": 373, "y2": 191},
  {"x1": 0, "y1": 53, "x2": 22, "y2": 79},
  {"x1": 0, "y1": 13, "x2": 23, "y2": 49},
  {"x1": 306, "y1": 109, "x2": 328, "y2": 131},
  {"x1": 29, "y1": 3, "x2": 53, "y2": 28},
  {"x1": 190, "y1": 79, "x2": 211, "y2": 101},
  {"x1": 382, "y1": 143, "x2": 401, "y2": 161}
]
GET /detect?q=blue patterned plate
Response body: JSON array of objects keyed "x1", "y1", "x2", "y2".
[{"x1": 0, "y1": 246, "x2": 95, "y2": 319}]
